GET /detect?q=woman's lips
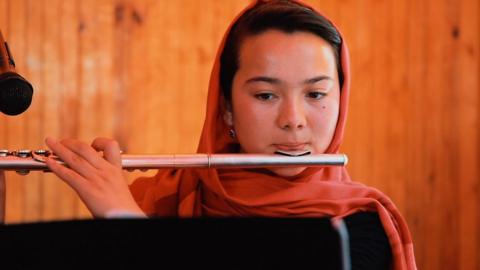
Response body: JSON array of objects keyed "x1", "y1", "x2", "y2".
[{"x1": 273, "y1": 143, "x2": 308, "y2": 151}]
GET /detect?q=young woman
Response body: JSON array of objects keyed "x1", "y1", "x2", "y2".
[{"x1": 44, "y1": 1, "x2": 416, "y2": 269}]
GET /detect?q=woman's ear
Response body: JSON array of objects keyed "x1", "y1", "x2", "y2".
[{"x1": 223, "y1": 110, "x2": 234, "y2": 126}]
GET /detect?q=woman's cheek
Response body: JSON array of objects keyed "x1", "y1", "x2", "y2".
[
  {"x1": 234, "y1": 104, "x2": 275, "y2": 152},
  {"x1": 310, "y1": 101, "x2": 339, "y2": 152}
]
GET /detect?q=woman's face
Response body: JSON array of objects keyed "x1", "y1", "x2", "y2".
[{"x1": 229, "y1": 29, "x2": 340, "y2": 177}]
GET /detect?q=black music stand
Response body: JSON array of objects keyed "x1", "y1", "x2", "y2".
[{"x1": 0, "y1": 217, "x2": 349, "y2": 269}]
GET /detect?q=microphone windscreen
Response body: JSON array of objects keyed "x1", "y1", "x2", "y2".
[{"x1": 0, "y1": 74, "x2": 33, "y2": 116}]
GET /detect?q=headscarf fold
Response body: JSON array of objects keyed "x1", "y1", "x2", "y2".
[{"x1": 130, "y1": 1, "x2": 416, "y2": 269}]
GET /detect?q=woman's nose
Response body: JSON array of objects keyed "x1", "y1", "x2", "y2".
[{"x1": 276, "y1": 98, "x2": 307, "y2": 131}]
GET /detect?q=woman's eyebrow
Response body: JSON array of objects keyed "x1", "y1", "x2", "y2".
[
  {"x1": 303, "y1": 75, "x2": 333, "y2": 84},
  {"x1": 244, "y1": 75, "x2": 332, "y2": 85},
  {"x1": 244, "y1": 76, "x2": 281, "y2": 85}
]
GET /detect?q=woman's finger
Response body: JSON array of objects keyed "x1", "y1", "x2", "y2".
[
  {"x1": 45, "y1": 137, "x2": 100, "y2": 179},
  {"x1": 91, "y1": 137, "x2": 122, "y2": 168},
  {"x1": 45, "y1": 156, "x2": 91, "y2": 195},
  {"x1": 60, "y1": 138, "x2": 109, "y2": 170}
]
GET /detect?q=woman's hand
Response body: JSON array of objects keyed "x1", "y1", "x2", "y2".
[{"x1": 45, "y1": 137, "x2": 145, "y2": 218}]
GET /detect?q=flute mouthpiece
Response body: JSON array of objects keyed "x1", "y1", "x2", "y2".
[{"x1": 274, "y1": 150, "x2": 311, "y2": 157}]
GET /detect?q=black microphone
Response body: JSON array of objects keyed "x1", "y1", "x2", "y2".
[{"x1": 0, "y1": 30, "x2": 33, "y2": 116}]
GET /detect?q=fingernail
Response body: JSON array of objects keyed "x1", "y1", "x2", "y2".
[{"x1": 45, "y1": 156, "x2": 55, "y2": 167}]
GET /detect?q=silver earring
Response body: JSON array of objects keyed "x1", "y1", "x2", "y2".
[{"x1": 228, "y1": 128, "x2": 236, "y2": 138}]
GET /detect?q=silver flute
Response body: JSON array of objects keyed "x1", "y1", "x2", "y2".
[{"x1": 0, "y1": 149, "x2": 348, "y2": 175}]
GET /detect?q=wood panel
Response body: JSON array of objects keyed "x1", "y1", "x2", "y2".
[
  {"x1": 23, "y1": 0, "x2": 45, "y2": 222},
  {"x1": 456, "y1": 0, "x2": 479, "y2": 268},
  {"x1": 3, "y1": 0, "x2": 28, "y2": 223},
  {"x1": 0, "y1": 0, "x2": 478, "y2": 269}
]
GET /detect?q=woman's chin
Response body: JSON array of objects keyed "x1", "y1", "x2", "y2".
[{"x1": 269, "y1": 167, "x2": 307, "y2": 178}]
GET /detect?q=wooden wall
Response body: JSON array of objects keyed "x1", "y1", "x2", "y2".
[{"x1": 0, "y1": 0, "x2": 478, "y2": 269}]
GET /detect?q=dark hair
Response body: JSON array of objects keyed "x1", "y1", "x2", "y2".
[{"x1": 220, "y1": 0, "x2": 343, "y2": 103}]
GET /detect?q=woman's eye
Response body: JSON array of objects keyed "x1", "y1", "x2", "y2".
[
  {"x1": 307, "y1": 91, "x2": 326, "y2": 100},
  {"x1": 254, "y1": 93, "x2": 276, "y2": 101}
]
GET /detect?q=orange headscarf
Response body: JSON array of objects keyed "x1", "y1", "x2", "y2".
[{"x1": 130, "y1": 1, "x2": 416, "y2": 269}]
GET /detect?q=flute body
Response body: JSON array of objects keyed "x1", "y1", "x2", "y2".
[{"x1": 0, "y1": 150, "x2": 347, "y2": 175}]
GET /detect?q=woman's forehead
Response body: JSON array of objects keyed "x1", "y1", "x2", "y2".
[{"x1": 236, "y1": 30, "x2": 338, "y2": 82}]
